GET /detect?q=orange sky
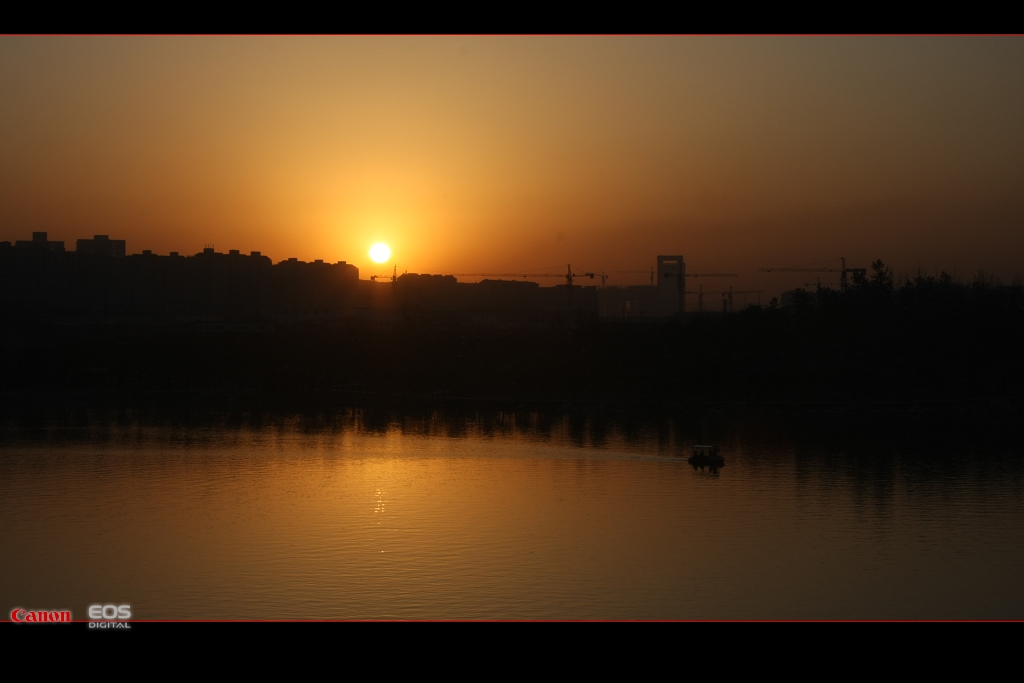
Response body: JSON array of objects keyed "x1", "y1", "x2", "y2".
[{"x1": 2, "y1": 36, "x2": 1023, "y2": 295}]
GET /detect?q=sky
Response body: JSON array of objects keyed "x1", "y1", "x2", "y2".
[{"x1": 1, "y1": 36, "x2": 1023, "y2": 296}]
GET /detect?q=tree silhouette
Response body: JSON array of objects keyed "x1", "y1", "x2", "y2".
[{"x1": 870, "y1": 259, "x2": 894, "y2": 293}]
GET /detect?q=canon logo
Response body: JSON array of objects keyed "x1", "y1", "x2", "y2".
[
  {"x1": 88, "y1": 604, "x2": 131, "y2": 620},
  {"x1": 10, "y1": 608, "x2": 72, "y2": 623}
]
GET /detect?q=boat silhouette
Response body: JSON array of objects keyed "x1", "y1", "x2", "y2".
[{"x1": 688, "y1": 444, "x2": 725, "y2": 471}]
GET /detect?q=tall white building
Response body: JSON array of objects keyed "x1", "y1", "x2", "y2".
[
  {"x1": 597, "y1": 255, "x2": 687, "y2": 319},
  {"x1": 657, "y1": 255, "x2": 685, "y2": 316}
]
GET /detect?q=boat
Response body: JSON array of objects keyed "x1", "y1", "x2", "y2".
[{"x1": 688, "y1": 444, "x2": 725, "y2": 470}]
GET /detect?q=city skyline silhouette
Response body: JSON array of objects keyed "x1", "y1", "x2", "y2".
[{"x1": 2, "y1": 36, "x2": 1023, "y2": 297}]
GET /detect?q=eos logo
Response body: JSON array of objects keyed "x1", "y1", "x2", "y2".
[
  {"x1": 88, "y1": 604, "x2": 132, "y2": 628},
  {"x1": 88, "y1": 604, "x2": 131, "y2": 620}
]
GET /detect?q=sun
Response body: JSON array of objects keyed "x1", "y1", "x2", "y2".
[{"x1": 369, "y1": 243, "x2": 391, "y2": 264}]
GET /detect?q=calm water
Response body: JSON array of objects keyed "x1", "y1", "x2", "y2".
[{"x1": 2, "y1": 410, "x2": 1023, "y2": 619}]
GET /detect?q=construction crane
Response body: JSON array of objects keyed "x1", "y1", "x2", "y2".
[
  {"x1": 723, "y1": 288, "x2": 765, "y2": 311},
  {"x1": 688, "y1": 285, "x2": 709, "y2": 313},
  {"x1": 760, "y1": 257, "x2": 867, "y2": 291},
  {"x1": 683, "y1": 285, "x2": 765, "y2": 313},
  {"x1": 618, "y1": 268, "x2": 657, "y2": 286},
  {"x1": 370, "y1": 265, "x2": 398, "y2": 283},
  {"x1": 665, "y1": 271, "x2": 738, "y2": 316},
  {"x1": 618, "y1": 267, "x2": 738, "y2": 316},
  {"x1": 617, "y1": 268, "x2": 737, "y2": 286},
  {"x1": 450, "y1": 264, "x2": 596, "y2": 287}
]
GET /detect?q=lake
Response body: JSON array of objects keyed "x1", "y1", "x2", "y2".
[{"x1": 2, "y1": 408, "x2": 1022, "y2": 619}]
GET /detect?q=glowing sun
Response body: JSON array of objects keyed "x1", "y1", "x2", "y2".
[{"x1": 369, "y1": 243, "x2": 391, "y2": 263}]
